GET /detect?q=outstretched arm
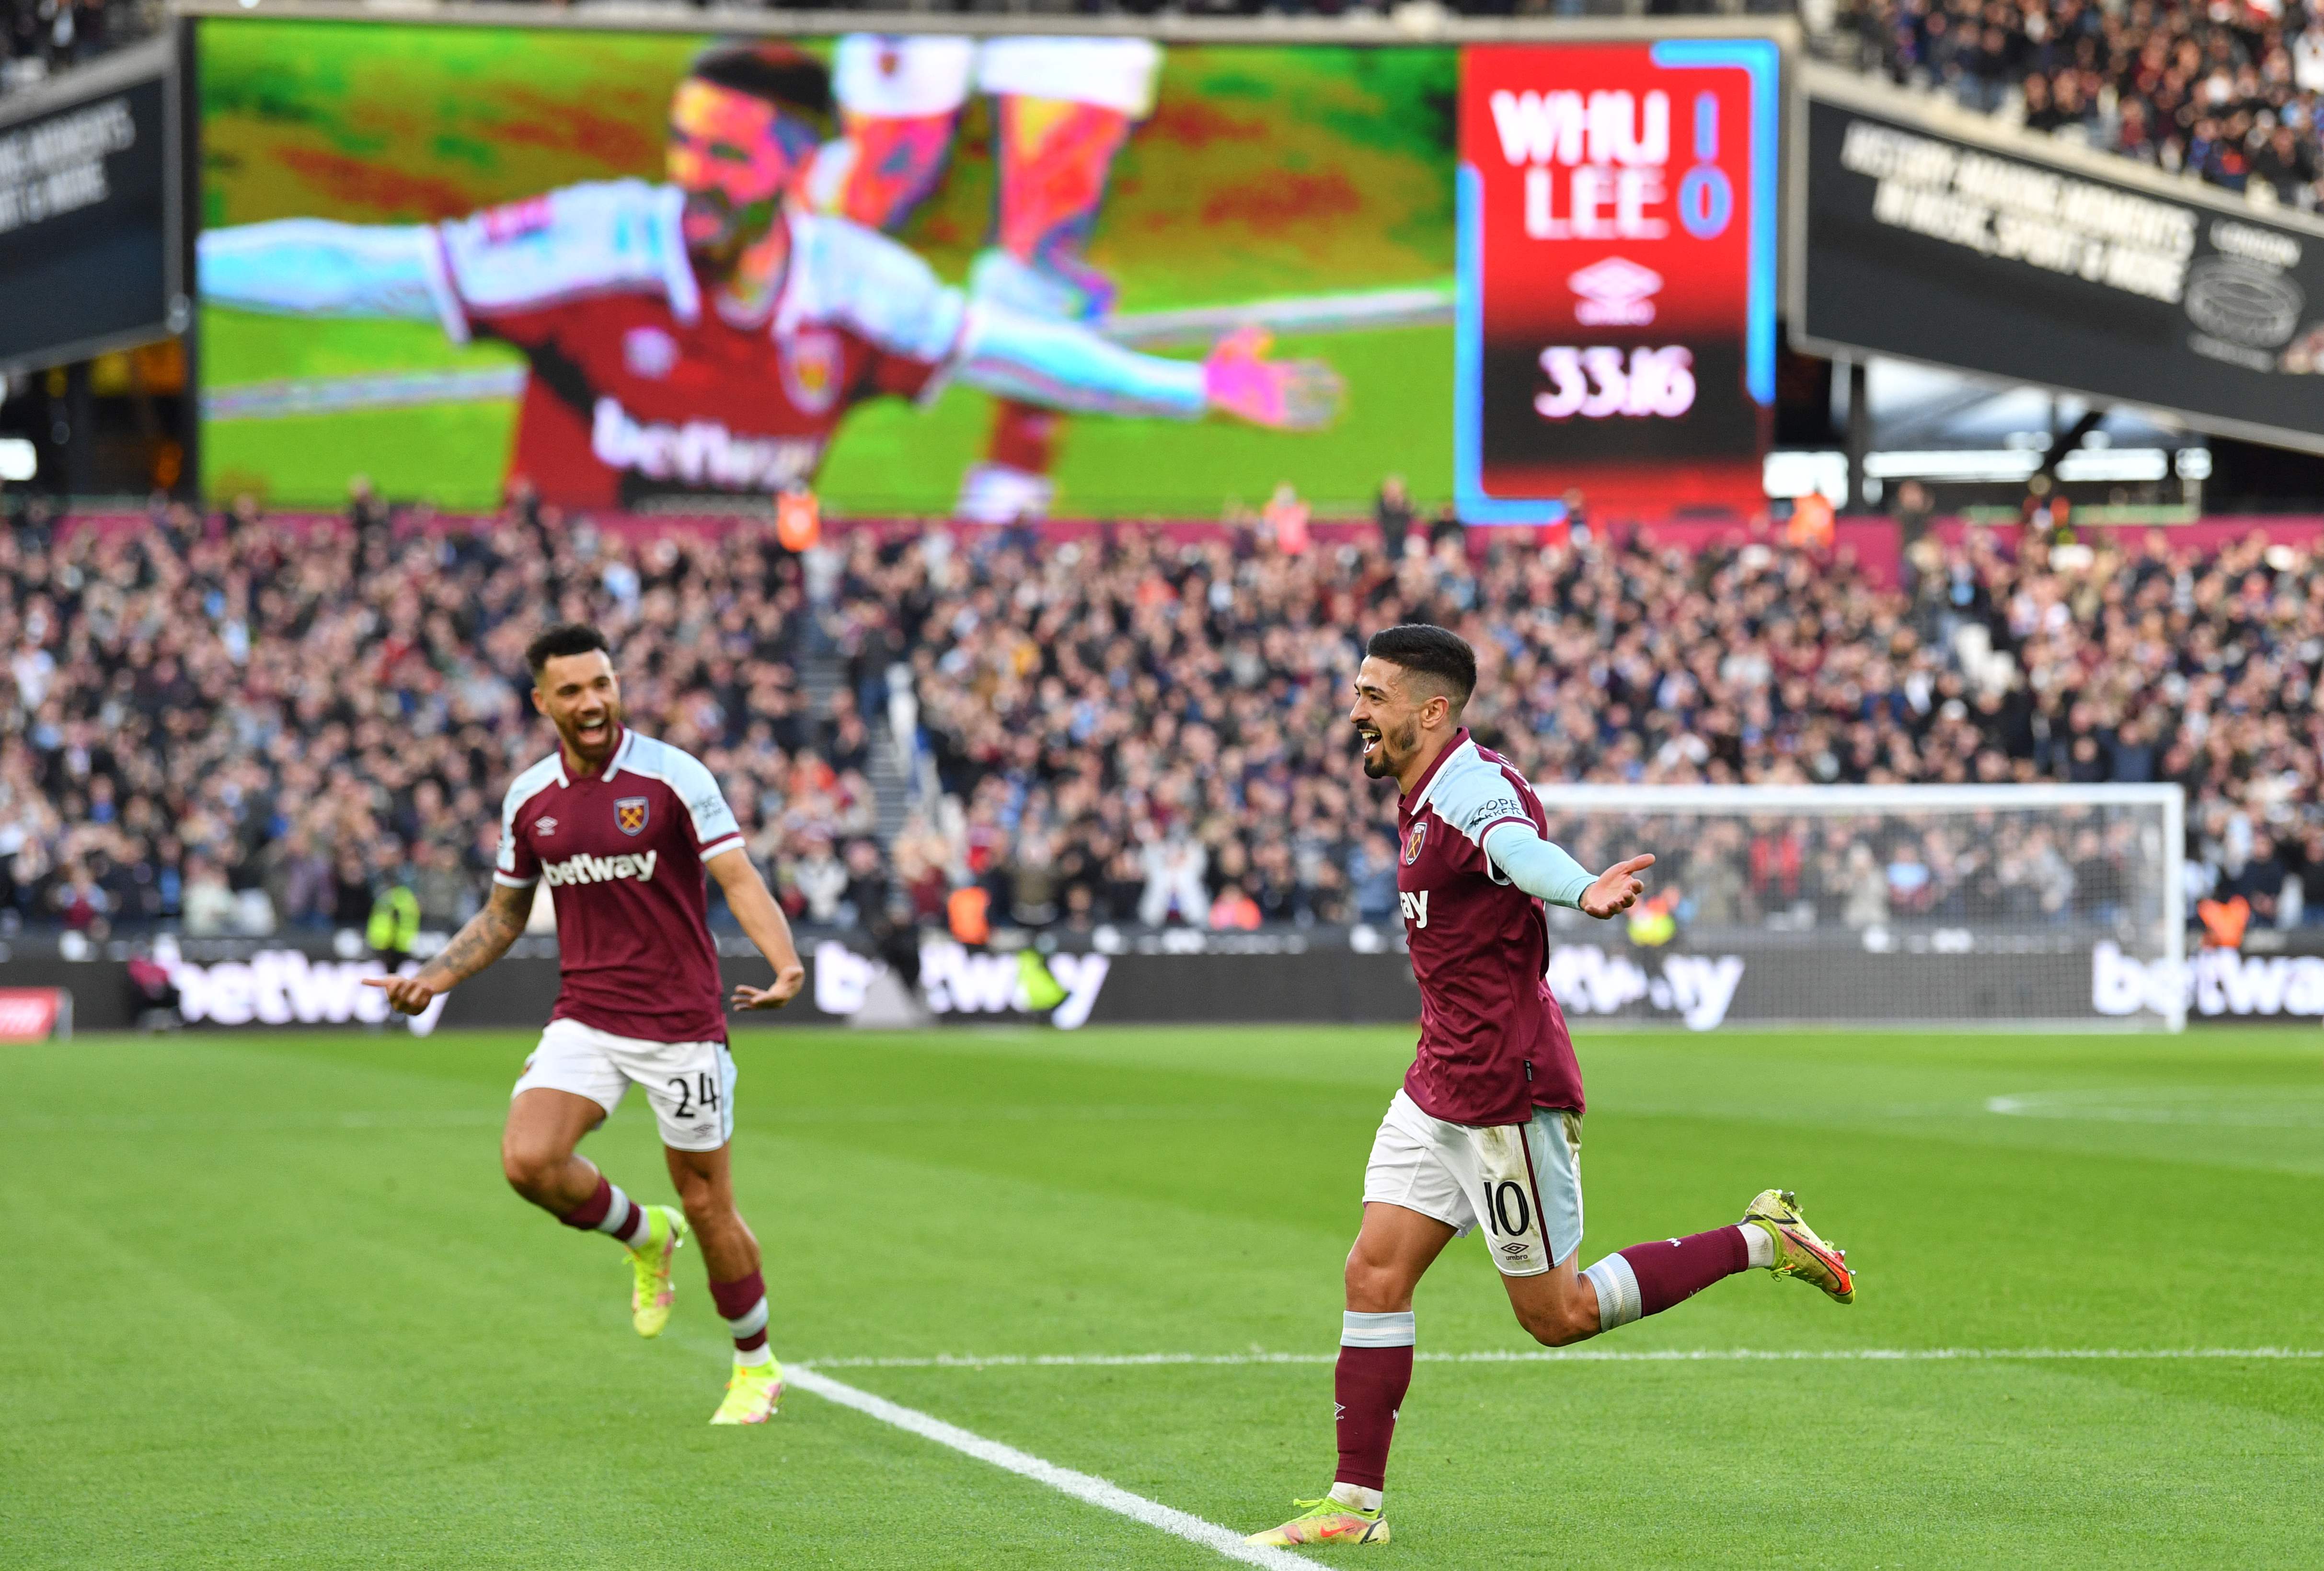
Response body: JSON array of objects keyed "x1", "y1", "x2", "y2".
[
  {"x1": 200, "y1": 219, "x2": 456, "y2": 325},
  {"x1": 1482, "y1": 823, "x2": 1656, "y2": 919},
  {"x1": 708, "y1": 848, "x2": 807, "y2": 1011},
  {"x1": 955, "y1": 313, "x2": 1341, "y2": 429},
  {"x1": 364, "y1": 879, "x2": 531, "y2": 1014}
]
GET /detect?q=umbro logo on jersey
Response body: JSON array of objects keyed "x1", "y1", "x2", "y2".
[
  {"x1": 1399, "y1": 889, "x2": 1430, "y2": 929},
  {"x1": 535, "y1": 816, "x2": 557, "y2": 837},
  {"x1": 541, "y1": 849, "x2": 659, "y2": 887},
  {"x1": 614, "y1": 796, "x2": 649, "y2": 836}
]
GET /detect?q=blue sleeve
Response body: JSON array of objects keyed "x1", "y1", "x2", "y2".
[
  {"x1": 199, "y1": 219, "x2": 456, "y2": 329},
  {"x1": 954, "y1": 303, "x2": 1208, "y2": 420},
  {"x1": 1482, "y1": 823, "x2": 1595, "y2": 909}
]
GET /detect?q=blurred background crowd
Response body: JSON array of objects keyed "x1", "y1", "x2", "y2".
[
  {"x1": 1842, "y1": 0, "x2": 2324, "y2": 205},
  {"x1": 2, "y1": 489, "x2": 2316, "y2": 942}
]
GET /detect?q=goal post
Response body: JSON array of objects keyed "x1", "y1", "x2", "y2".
[{"x1": 1530, "y1": 783, "x2": 2187, "y2": 1032}]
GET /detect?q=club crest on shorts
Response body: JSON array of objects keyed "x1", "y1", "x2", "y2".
[
  {"x1": 614, "y1": 796, "x2": 650, "y2": 836},
  {"x1": 1402, "y1": 820, "x2": 1428, "y2": 866}
]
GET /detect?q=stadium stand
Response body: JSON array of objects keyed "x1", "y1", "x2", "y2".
[
  {"x1": 1, "y1": 494, "x2": 2317, "y2": 940},
  {"x1": 1, "y1": 0, "x2": 152, "y2": 95},
  {"x1": 1843, "y1": 0, "x2": 2324, "y2": 205}
]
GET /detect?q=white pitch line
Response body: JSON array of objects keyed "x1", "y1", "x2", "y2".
[
  {"x1": 786, "y1": 1366, "x2": 1308, "y2": 1570},
  {"x1": 800, "y1": 1347, "x2": 2324, "y2": 1370}
]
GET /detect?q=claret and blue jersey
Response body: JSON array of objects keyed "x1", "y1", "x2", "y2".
[
  {"x1": 495, "y1": 726, "x2": 745, "y2": 1045},
  {"x1": 1395, "y1": 729, "x2": 1588, "y2": 1126}
]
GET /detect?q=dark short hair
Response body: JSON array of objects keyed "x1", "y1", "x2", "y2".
[
  {"x1": 526, "y1": 623, "x2": 611, "y2": 678},
  {"x1": 1366, "y1": 623, "x2": 1475, "y2": 710},
  {"x1": 688, "y1": 41, "x2": 833, "y2": 123}
]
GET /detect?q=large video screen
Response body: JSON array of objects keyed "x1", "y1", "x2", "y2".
[{"x1": 195, "y1": 20, "x2": 1462, "y2": 516}]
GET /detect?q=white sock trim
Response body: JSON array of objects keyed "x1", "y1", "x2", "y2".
[
  {"x1": 594, "y1": 1185, "x2": 639, "y2": 1240},
  {"x1": 727, "y1": 1300, "x2": 770, "y2": 1341},
  {"x1": 1340, "y1": 1310, "x2": 1416, "y2": 1349},
  {"x1": 1741, "y1": 1221, "x2": 1776, "y2": 1270},
  {"x1": 733, "y1": 1343, "x2": 774, "y2": 1368},
  {"x1": 1328, "y1": 1482, "x2": 1383, "y2": 1513},
  {"x1": 1583, "y1": 1254, "x2": 1642, "y2": 1330}
]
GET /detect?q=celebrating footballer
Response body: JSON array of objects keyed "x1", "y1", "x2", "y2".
[
  {"x1": 1247, "y1": 625, "x2": 1857, "y2": 1548},
  {"x1": 368, "y1": 624, "x2": 806, "y2": 1425}
]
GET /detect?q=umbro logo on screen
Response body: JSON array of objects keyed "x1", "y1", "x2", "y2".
[{"x1": 1569, "y1": 257, "x2": 1663, "y2": 326}]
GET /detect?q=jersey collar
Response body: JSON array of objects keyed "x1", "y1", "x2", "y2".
[{"x1": 1403, "y1": 727, "x2": 1474, "y2": 815}]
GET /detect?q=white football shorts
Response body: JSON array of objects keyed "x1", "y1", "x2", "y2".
[
  {"x1": 512, "y1": 1018, "x2": 736, "y2": 1152},
  {"x1": 1362, "y1": 1088, "x2": 1584, "y2": 1277}
]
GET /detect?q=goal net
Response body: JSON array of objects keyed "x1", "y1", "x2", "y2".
[{"x1": 1533, "y1": 784, "x2": 2186, "y2": 1031}]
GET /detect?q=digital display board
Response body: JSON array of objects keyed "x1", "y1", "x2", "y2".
[
  {"x1": 1798, "y1": 75, "x2": 2324, "y2": 453},
  {"x1": 1455, "y1": 40, "x2": 1779, "y2": 522},
  {"x1": 194, "y1": 20, "x2": 1464, "y2": 516},
  {"x1": 0, "y1": 37, "x2": 178, "y2": 375}
]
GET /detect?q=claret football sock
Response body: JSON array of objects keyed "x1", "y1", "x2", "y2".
[
  {"x1": 561, "y1": 1175, "x2": 651, "y2": 1248},
  {"x1": 710, "y1": 1270, "x2": 772, "y2": 1361},
  {"x1": 1335, "y1": 1310, "x2": 1415, "y2": 1493},
  {"x1": 1585, "y1": 1227, "x2": 1751, "y2": 1330}
]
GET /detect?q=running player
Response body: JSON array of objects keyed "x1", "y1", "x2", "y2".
[
  {"x1": 367, "y1": 624, "x2": 806, "y2": 1425},
  {"x1": 1248, "y1": 625, "x2": 1855, "y2": 1547}
]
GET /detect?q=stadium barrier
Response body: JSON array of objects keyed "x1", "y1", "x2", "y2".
[{"x1": 10, "y1": 923, "x2": 2316, "y2": 1032}]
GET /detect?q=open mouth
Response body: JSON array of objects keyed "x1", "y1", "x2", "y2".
[
  {"x1": 1356, "y1": 726, "x2": 1381, "y2": 757},
  {"x1": 575, "y1": 714, "x2": 611, "y2": 745}
]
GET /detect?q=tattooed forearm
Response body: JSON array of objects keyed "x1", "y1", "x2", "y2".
[{"x1": 414, "y1": 882, "x2": 530, "y2": 991}]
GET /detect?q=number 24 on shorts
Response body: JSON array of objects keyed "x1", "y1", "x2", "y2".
[{"x1": 667, "y1": 1072, "x2": 722, "y2": 1119}]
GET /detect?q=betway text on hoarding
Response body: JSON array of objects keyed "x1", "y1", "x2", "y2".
[{"x1": 1456, "y1": 40, "x2": 1780, "y2": 521}]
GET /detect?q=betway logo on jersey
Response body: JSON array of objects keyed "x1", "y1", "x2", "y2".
[
  {"x1": 591, "y1": 399, "x2": 821, "y2": 490},
  {"x1": 542, "y1": 849, "x2": 658, "y2": 888}
]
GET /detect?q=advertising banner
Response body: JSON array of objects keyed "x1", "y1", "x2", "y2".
[
  {"x1": 0, "y1": 987, "x2": 71, "y2": 1042},
  {"x1": 35, "y1": 929, "x2": 2319, "y2": 1032},
  {"x1": 1455, "y1": 39, "x2": 1779, "y2": 521},
  {"x1": 0, "y1": 36, "x2": 178, "y2": 374},
  {"x1": 1799, "y1": 67, "x2": 2324, "y2": 452}
]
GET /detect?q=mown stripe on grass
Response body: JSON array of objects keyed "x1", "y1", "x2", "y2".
[
  {"x1": 787, "y1": 1365, "x2": 1310, "y2": 1569},
  {"x1": 800, "y1": 1347, "x2": 2324, "y2": 1369}
]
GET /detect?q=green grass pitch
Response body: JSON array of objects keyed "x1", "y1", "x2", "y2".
[{"x1": 3, "y1": 1023, "x2": 2319, "y2": 1567}]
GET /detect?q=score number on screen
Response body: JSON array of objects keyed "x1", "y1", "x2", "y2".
[{"x1": 1533, "y1": 344, "x2": 1697, "y2": 420}]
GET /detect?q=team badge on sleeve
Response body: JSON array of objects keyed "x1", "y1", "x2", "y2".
[
  {"x1": 1402, "y1": 820, "x2": 1428, "y2": 866},
  {"x1": 614, "y1": 797, "x2": 650, "y2": 836}
]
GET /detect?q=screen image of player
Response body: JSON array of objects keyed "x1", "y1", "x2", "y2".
[{"x1": 195, "y1": 21, "x2": 1461, "y2": 516}]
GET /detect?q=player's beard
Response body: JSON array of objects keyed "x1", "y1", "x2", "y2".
[
  {"x1": 561, "y1": 698, "x2": 625, "y2": 767},
  {"x1": 1358, "y1": 720, "x2": 1415, "y2": 780},
  {"x1": 682, "y1": 190, "x2": 780, "y2": 282}
]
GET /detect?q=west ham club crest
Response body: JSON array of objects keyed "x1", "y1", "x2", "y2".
[
  {"x1": 614, "y1": 797, "x2": 650, "y2": 836},
  {"x1": 1402, "y1": 820, "x2": 1428, "y2": 866}
]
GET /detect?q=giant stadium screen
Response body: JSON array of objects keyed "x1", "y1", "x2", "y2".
[{"x1": 193, "y1": 18, "x2": 1779, "y2": 519}]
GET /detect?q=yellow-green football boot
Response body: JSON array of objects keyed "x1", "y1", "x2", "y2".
[
  {"x1": 1247, "y1": 1498, "x2": 1391, "y2": 1547},
  {"x1": 626, "y1": 1205, "x2": 689, "y2": 1337},
  {"x1": 1742, "y1": 1188, "x2": 1855, "y2": 1305},
  {"x1": 709, "y1": 1357, "x2": 784, "y2": 1425}
]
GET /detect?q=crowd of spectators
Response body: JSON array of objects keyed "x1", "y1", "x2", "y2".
[
  {"x1": 0, "y1": 491, "x2": 883, "y2": 941},
  {"x1": 2, "y1": 0, "x2": 147, "y2": 96},
  {"x1": 4, "y1": 491, "x2": 2322, "y2": 944},
  {"x1": 1846, "y1": 0, "x2": 2324, "y2": 205}
]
